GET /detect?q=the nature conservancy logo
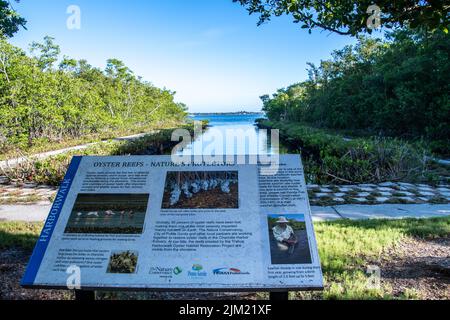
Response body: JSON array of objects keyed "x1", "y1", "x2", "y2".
[
  {"x1": 213, "y1": 268, "x2": 250, "y2": 275},
  {"x1": 173, "y1": 266, "x2": 183, "y2": 275},
  {"x1": 149, "y1": 266, "x2": 180, "y2": 280},
  {"x1": 149, "y1": 266, "x2": 173, "y2": 276},
  {"x1": 188, "y1": 264, "x2": 207, "y2": 277}
]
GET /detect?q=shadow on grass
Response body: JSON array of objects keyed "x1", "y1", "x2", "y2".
[
  {"x1": 325, "y1": 217, "x2": 450, "y2": 239},
  {"x1": 0, "y1": 231, "x2": 38, "y2": 252},
  {"x1": 0, "y1": 222, "x2": 42, "y2": 252}
]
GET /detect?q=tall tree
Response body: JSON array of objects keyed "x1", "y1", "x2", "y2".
[
  {"x1": 0, "y1": 0, "x2": 26, "y2": 37},
  {"x1": 30, "y1": 36, "x2": 60, "y2": 71},
  {"x1": 105, "y1": 59, "x2": 133, "y2": 81},
  {"x1": 233, "y1": 0, "x2": 449, "y2": 35}
]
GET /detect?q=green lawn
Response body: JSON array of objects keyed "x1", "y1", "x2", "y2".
[
  {"x1": 1, "y1": 217, "x2": 449, "y2": 300},
  {"x1": 308, "y1": 217, "x2": 450, "y2": 299}
]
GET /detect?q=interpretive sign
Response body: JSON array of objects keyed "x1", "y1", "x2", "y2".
[{"x1": 22, "y1": 155, "x2": 323, "y2": 291}]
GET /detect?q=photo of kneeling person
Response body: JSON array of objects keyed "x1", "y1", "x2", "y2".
[
  {"x1": 272, "y1": 216, "x2": 298, "y2": 254},
  {"x1": 268, "y1": 214, "x2": 312, "y2": 265}
]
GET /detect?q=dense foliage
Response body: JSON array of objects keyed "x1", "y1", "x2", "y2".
[
  {"x1": 234, "y1": 0, "x2": 449, "y2": 36},
  {"x1": 257, "y1": 120, "x2": 437, "y2": 185},
  {"x1": 260, "y1": 29, "x2": 450, "y2": 155},
  {"x1": 0, "y1": 36, "x2": 187, "y2": 153}
]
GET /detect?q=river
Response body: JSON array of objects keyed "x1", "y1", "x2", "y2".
[{"x1": 179, "y1": 113, "x2": 275, "y2": 156}]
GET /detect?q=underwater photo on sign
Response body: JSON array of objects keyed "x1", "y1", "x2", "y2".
[
  {"x1": 65, "y1": 193, "x2": 149, "y2": 234},
  {"x1": 162, "y1": 171, "x2": 239, "y2": 209}
]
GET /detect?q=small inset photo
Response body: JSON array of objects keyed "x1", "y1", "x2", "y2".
[
  {"x1": 268, "y1": 214, "x2": 312, "y2": 265},
  {"x1": 106, "y1": 250, "x2": 138, "y2": 274},
  {"x1": 161, "y1": 171, "x2": 239, "y2": 209},
  {"x1": 65, "y1": 193, "x2": 149, "y2": 234}
]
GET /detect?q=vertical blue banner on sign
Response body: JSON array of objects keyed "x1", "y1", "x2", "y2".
[{"x1": 21, "y1": 156, "x2": 82, "y2": 287}]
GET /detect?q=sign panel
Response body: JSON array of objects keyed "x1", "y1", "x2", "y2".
[{"x1": 22, "y1": 155, "x2": 323, "y2": 290}]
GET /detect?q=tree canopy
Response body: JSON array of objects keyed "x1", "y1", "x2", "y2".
[
  {"x1": 0, "y1": 37, "x2": 187, "y2": 151},
  {"x1": 0, "y1": 0, "x2": 26, "y2": 37},
  {"x1": 260, "y1": 29, "x2": 450, "y2": 155},
  {"x1": 233, "y1": 0, "x2": 449, "y2": 35}
]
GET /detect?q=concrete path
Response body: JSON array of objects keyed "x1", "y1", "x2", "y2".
[
  {"x1": 0, "y1": 131, "x2": 157, "y2": 170},
  {"x1": 1, "y1": 203, "x2": 449, "y2": 223},
  {"x1": 311, "y1": 204, "x2": 450, "y2": 222},
  {"x1": 308, "y1": 182, "x2": 450, "y2": 206},
  {"x1": 2, "y1": 181, "x2": 449, "y2": 207},
  {"x1": 0, "y1": 203, "x2": 51, "y2": 222}
]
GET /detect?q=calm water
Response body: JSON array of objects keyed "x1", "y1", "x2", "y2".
[
  {"x1": 179, "y1": 113, "x2": 275, "y2": 156},
  {"x1": 191, "y1": 113, "x2": 264, "y2": 127}
]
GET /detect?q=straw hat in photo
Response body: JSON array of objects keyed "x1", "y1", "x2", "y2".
[{"x1": 276, "y1": 216, "x2": 289, "y2": 224}]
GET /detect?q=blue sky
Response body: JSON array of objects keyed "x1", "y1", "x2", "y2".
[{"x1": 10, "y1": 0, "x2": 357, "y2": 112}]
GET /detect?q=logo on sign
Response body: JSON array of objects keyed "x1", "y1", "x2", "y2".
[
  {"x1": 188, "y1": 264, "x2": 207, "y2": 277},
  {"x1": 173, "y1": 266, "x2": 183, "y2": 275},
  {"x1": 213, "y1": 268, "x2": 250, "y2": 275},
  {"x1": 149, "y1": 267, "x2": 173, "y2": 275},
  {"x1": 192, "y1": 264, "x2": 203, "y2": 271}
]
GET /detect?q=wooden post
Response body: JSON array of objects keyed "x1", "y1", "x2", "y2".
[
  {"x1": 269, "y1": 291, "x2": 289, "y2": 300},
  {"x1": 75, "y1": 290, "x2": 95, "y2": 301}
]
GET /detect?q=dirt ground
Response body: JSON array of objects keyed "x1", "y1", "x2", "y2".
[
  {"x1": 0, "y1": 248, "x2": 256, "y2": 300},
  {"x1": 0, "y1": 249, "x2": 73, "y2": 300},
  {"x1": 1, "y1": 236, "x2": 448, "y2": 300},
  {"x1": 376, "y1": 237, "x2": 450, "y2": 300}
]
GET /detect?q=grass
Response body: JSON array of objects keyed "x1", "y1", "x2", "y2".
[
  {"x1": 0, "y1": 194, "x2": 43, "y2": 205},
  {"x1": 0, "y1": 120, "x2": 185, "y2": 161},
  {"x1": 0, "y1": 222, "x2": 43, "y2": 251},
  {"x1": 1, "y1": 123, "x2": 202, "y2": 186},
  {"x1": 303, "y1": 217, "x2": 450, "y2": 299},
  {"x1": 428, "y1": 196, "x2": 448, "y2": 204},
  {"x1": 1, "y1": 141, "x2": 122, "y2": 185},
  {"x1": 1, "y1": 217, "x2": 448, "y2": 300}
]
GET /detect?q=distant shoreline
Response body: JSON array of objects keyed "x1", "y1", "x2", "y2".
[{"x1": 190, "y1": 111, "x2": 264, "y2": 116}]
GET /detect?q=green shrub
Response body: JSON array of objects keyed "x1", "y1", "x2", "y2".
[
  {"x1": 2, "y1": 123, "x2": 200, "y2": 186},
  {"x1": 259, "y1": 119, "x2": 437, "y2": 184},
  {"x1": 0, "y1": 37, "x2": 188, "y2": 155}
]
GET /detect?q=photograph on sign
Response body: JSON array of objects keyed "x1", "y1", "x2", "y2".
[
  {"x1": 268, "y1": 214, "x2": 312, "y2": 265},
  {"x1": 107, "y1": 251, "x2": 139, "y2": 274},
  {"x1": 162, "y1": 171, "x2": 239, "y2": 209},
  {"x1": 65, "y1": 193, "x2": 149, "y2": 234}
]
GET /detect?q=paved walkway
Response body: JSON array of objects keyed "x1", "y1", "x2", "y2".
[
  {"x1": 1, "y1": 181, "x2": 449, "y2": 206},
  {"x1": 311, "y1": 204, "x2": 450, "y2": 221},
  {"x1": 308, "y1": 182, "x2": 449, "y2": 206},
  {"x1": 1, "y1": 202, "x2": 449, "y2": 223}
]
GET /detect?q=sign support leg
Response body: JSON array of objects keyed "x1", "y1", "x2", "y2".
[
  {"x1": 75, "y1": 290, "x2": 95, "y2": 301},
  {"x1": 269, "y1": 291, "x2": 289, "y2": 300}
]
